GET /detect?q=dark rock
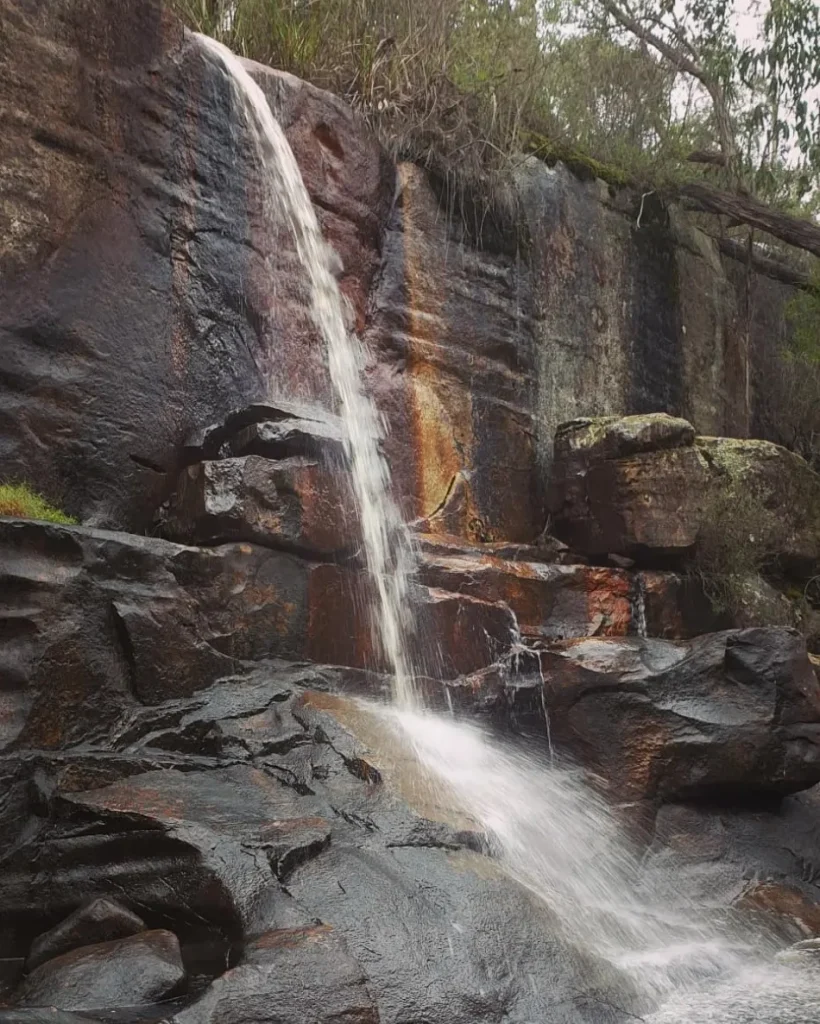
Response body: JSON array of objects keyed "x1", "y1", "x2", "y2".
[
  {"x1": 418, "y1": 548, "x2": 633, "y2": 640},
  {"x1": 173, "y1": 925, "x2": 378, "y2": 1024},
  {"x1": 16, "y1": 930, "x2": 185, "y2": 1011},
  {"x1": 0, "y1": 7, "x2": 392, "y2": 531},
  {"x1": 0, "y1": 519, "x2": 312, "y2": 747},
  {"x1": 548, "y1": 415, "x2": 820, "y2": 566},
  {"x1": 182, "y1": 401, "x2": 345, "y2": 465},
  {"x1": 230, "y1": 418, "x2": 346, "y2": 462},
  {"x1": 641, "y1": 787, "x2": 820, "y2": 942},
  {"x1": 531, "y1": 627, "x2": 820, "y2": 802},
  {"x1": 0, "y1": 1011, "x2": 98, "y2": 1024},
  {"x1": 305, "y1": 563, "x2": 517, "y2": 677},
  {"x1": 163, "y1": 455, "x2": 357, "y2": 556},
  {"x1": 27, "y1": 898, "x2": 146, "y2": 971}
]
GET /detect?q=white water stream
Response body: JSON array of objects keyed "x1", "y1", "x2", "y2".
[
  {"x1": 198, "y1": 34, "x2": 818, "y2": 1022},
  {"x1": 197, "y1": 35, "x2": 418, "y2": 709}
]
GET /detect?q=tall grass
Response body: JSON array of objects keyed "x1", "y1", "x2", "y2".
[
  {"x1": 170, "y1": 0, "x2": 563, "y2": 202},
  {"x1": 168, "y1": 0, "x2": 708, "y2": 217}
]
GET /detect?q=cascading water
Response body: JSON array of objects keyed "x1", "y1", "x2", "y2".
[
  {"x1": 197, "y1": 35, "x2": 418, "y2": 709},
  {"x1": 198, "y1": 35, "x2": 818, "y2": 1022}
]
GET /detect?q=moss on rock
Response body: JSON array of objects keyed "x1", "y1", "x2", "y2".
[{"x1": 0, "y1": 483, "x2": 77, "y2": 525}]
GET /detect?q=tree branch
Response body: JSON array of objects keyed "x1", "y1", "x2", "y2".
[
  {"x1": 679, "y1": 181, "x2": 820, "y2": 259},
  {"x1": 714, "y1": 234, "x2": 815, "y2": 291},
  {"x1": 599, "y1": 0, "x2": 737, "y2": 168}
]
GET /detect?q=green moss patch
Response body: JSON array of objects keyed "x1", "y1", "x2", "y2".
[{"x1": 0, "y1": 483, "x2": 77, "y2": 524}]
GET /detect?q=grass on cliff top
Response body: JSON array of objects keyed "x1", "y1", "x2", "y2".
[{"x1": 0, "y1": 483, "x2": 77, "y2": 524}]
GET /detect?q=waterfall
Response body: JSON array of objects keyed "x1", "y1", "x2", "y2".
[
  {"x1": 197, "y1": 35, "x2": 419, "y2": 708},
  {"x1": 632, "y1": 573, "x2": 648, "y2": 638},
  {"x1": 195, "y1": 36, "x2": 814, "y2": 1021}
]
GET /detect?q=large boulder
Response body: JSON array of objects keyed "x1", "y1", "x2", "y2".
[
  {"x1": 26, "y1": 899, "x2": 146, "y2": 972},
  {"x1": 527, "y1": 627, "x2": 820, "y2": 802},
  {"x1": 163, "y1": 455, "x2": 357, "y2": 556},
  {"x1": 16, "y1": 930, "x2": 185, "y2": 1011},
  {"x1": 547, "y1": 414, "x2": 820, "y2": 569}
]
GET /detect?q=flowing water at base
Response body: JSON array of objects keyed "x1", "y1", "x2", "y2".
[{"x1": 196, "y1": 35, "x2": 818, "y2": 1021}]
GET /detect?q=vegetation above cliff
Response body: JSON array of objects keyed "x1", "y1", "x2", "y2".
[{"x1": 172, "y1": 2, "x2": 820, "y2": 209}]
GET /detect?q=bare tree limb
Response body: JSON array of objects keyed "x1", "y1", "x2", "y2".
[
  {"x1": 687, "y1": 149, "x2": 728, "y2": 167},
  {"x1": 713, "y1": 234, "x2": 814, "y2": 291},
  {"x1": 679, "y1": 181, "x2": 820, "y2": 258}
]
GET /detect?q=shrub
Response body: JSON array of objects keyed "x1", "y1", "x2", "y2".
[
  {"x1": 0, "y1": 483, "x2": 77, "y2": 525},
  {"x1": 689, "y1": 486, "x2": 781, "y2": 619}
]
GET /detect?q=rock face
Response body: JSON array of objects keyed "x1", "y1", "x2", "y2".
[
  {"x1": 548, "y1": 414, "x2": 820, "y2": 567},
  {"x1": 0, "y1": 642, "x2": 643, "y2": 1024},
  {"x1": 17, "y1": 930, "x2": 185, "y2": 1011},
  {"x1": 522, "y1": 628, "x2": 820, "y2": 802},
  {"x1": 0, "y1": 1, "x2": 807, "y2": 541},
  {"x1": 0, "y1": 0, "x2": 392, "y2": 530}
]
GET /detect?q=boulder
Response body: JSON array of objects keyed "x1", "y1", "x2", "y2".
[
  {"x1": 181, "y1": 401, "x2": 346, "y2": 465},
  {"x1": 530, "y1": 627, "x2": 820, "y2": 802},
  {"x1": 547, "y1": 415, "x2": 820, "y2": 569},
  {"x1": 16, "y1": 930, "x2": 185, "y2": 1011},
  {"x1": 640, "y1": 788, "x2": 820, "y2": 940},
  {"x1": 162, "y1": 455, "x2": 358, "y2": 556},
  {"x1": 173, "y1": 926, "x2": 378, "y2": 1024},
  {"x1": 27, "y1": 898, "x2": 146, "y2": 971}
]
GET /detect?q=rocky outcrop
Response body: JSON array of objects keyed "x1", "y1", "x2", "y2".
[
  {"x1": 0, "y1": 516, "x2": 522, "y2": 752},
  {"x1": 0, "y1": 0, "x2": 392, "y2": 530},
  {"x1": 0, "y1": 652, "x2": 643, "y2": 1024},
  {"x1": 509, "y1": 628, "x2": 820, "y2": 802},
  {"x1": 548, "y1": 413, "x2": 820, "y2": 568}
]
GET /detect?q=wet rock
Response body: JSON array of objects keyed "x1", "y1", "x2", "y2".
[
  {"x1": 182, "y1": 402, "x2": 345, "y2": 465},
  {"x1": 0, "y1": 1011, "x2": 98, "y2": 1024},
  {"x1": 26, "y1": 898, "x2": 146, "y2": 971},
  {"x1": 636, "y1": 786, "x2": 820, "y2": 945},
  {"x1": 0, "y1": 519, "x2": 315, "y2": 747},
  {"x1": 777, "y1": 937, "x2": 820, "y2": 964},
  {"x1": 418, "y1": 548, "x2": 632, "y2": 639},
  {"x1": 173, "y1": 925, "x2": 378, "y2": 1024},
  {"x1": 734, "y1": 882, "x2": 820, "y2": 944},
  {"x1": 16, "y1": 930, "x2": 185, "y2": 1011},
  {"x1": 163, "y1": 455, "x2": 357, "y2": 556},
  {"x1": 532, "y1": 627, "x2": 820, "y2": 802},
  {"x1": 306, "y1": 563, "x2": 517, "y2": 677},
  {"x1": 0, "y1": 5, "x2": 392, "y2": 531},
  {"x1": 548, "y1": 415, "x2": 820, "y2": 568}
]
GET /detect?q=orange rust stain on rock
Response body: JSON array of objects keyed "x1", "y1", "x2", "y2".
[
  {"x1": 735, "y1": 882, "x2": 820, "y2": 936},
  {"x1": 585, "y1": 568, "x2": 631, "y2": 637},
  {"x1": 400, "y1": 164, "x2": 473, "y2": 521}
]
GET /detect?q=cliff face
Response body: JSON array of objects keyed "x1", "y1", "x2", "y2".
[
  {"x1": 0, "y1": 0, "x2": 793, "y2": 540},
  {"x1": 3, "y1": 5, "x2": 820, "y2": 1020}
]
